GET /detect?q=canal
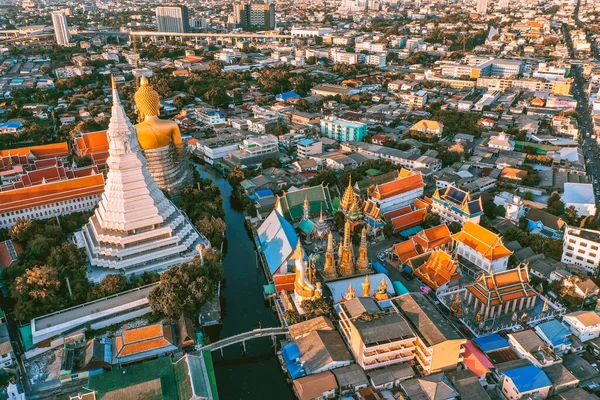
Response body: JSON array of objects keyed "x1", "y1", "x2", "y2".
[{"x1": 196, "y1": 165, "x2": 294, "y2": 400}]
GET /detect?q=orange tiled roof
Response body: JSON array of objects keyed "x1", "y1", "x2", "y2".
[
  {"x1": 467, "y1": 265, "x2": 537, "y2": 307},
  {"x1": 500, "y1": 168, "x2": 527, "y2": 181},
  {"x1": 0, "y1": 173, "x2": 105, "y2": 213},
  {"x1": 116, "y1": 324, "x2": 175, "y2": 358},
  {"x1": 393, "y1": 240, "x2": 420, "y2": 263},
  {"x1": 411, "y1": 119, "x2": 443, "y2": 132},
  {"x1": 390, "y1": 208, "x2": 426, "y2": 232},
  {"x1": 372, "y1": 170, "x2": 425, "y2": 200},
  {"x1": 413, "y1": 224, "x2": 452, "y2": 252},
  {"x1": 74, "y1": 131, "x2": 109, "y2": 157},
  {"x1": 413, "y1": 250, "x2": 460, "y2": 290},
  {"x1": 451, "y1": 222, "x2": 513, "y2": 261},
  {"x1": 0, "y1": 142, "x2": 69, "y2": 160}
]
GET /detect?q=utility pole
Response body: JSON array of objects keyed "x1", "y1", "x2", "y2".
[{"x1": 66, "y1": 277, "x2": 73, "y2": 299}]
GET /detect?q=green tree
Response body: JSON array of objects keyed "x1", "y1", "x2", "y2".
[
  {"x1": 301, "y1": 298, "x2": 333, "y2": 319},
  {"x1": 283, "y1": 309, "x2": 301, "y2": 324},
  {"x1": 227, "y1": 165, "x2": 246, "y2": 186},
  {"x1": 148, "y1": 249, "x2": 222, "y2": 321},
  {"x1": 383, "y1": 221, "x2": 394, "y2": 238},
  {"x1": 564, "y1": 205, "x2": 579, "y2": 225},
  {"x1": 195, "y1": 216, "x2": 226, "y2": 248},
  {"x1": 88, "y1": 274, "x2": 129, "y2": 301},
  {"x1": 448, "y1": 221, "x2": 462, "y2": 234},
  {"x1": 495, "y1": 205, "x2": 507, "y2": 218},
  {"x1": 423, "y1": 212, "x2": 441, "y2": 228},
  {"x1": 46, "y1": 243, "x2": 90, "y2": 304},
  {"x1": 547, "y1": 192, "x2": 565, "y2": 216},
  {"x1": 13, "y1": 265, "x2": 67, "y2": 321},
  {"x1": 333, "y1": 211, "x2": 345, "y2": 231}
]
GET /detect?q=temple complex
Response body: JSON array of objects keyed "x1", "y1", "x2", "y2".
[
  {"x1": 133, "y1": 76, "x2": 193, "y2": 195},
  {"x1": 76, "y1": 78, "x2": 208, "y2": 282},
  {"x1": 464, "y1": 264, "x2": 538, "y2": 320}
]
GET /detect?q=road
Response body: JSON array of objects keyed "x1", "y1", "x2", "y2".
[{"x1": 564, "y1": 1, "x2": 600, "y2": 211}]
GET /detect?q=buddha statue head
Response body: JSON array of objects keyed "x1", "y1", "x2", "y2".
[
  {"x1": 135, "y1": 76, "x2": 161, "y2": 121},
  {"x1": 134, "y1": 76, "x2": 182, "y2": 150}
]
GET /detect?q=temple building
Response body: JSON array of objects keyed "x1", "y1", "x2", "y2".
[
  {"x1": 370, "y1": 169, "x2": 425, "y2": 213},
  {"x1": 73, "y1": 130, "x2": 110, "y2": 170},
  {"x1": 355, "y1": 228, "x2": 369, "y2": 273},
  {"x1": 76, "y1": 78, "x2": 208, "y2": 282},
  {"x1": 276, "y1": 184, "x2": 334, "y2": 222},
  {"x1": 0, "y1": 143, "x2": 105, "y2": 229},
  {"x1": 429, "y1": 185, "x2": 483, "y2": 226},
  {"x1": 452, "y1": 221, "x2": 512, "y2": 277},
  {"x1": 412, "y1": 250, "x2": 461, "y2": 291},
  {"x1": 298, "y1": 198, "x2": 330, "y2": 248},
  {"x1": 464, "y1": 264, "x2": 538, "y2": 321},
  {"x1": 133, "y1": 76, "x2": 193, "y2": 195},
  {"x1": 339, "y1": 179, "x2": 363, "y2": 231}
]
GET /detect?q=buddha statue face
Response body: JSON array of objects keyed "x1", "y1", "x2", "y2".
[{"x1": 135, "y1": 76, "x2": 161, "y2": 121}]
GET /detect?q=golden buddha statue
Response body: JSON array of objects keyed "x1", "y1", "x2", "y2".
[
  {"x1": 361, "y1": 275, "x2": 371, "y2": 298},
  {"x1": 133, "y1": 76, "x2": 192, "y2": 195},
  {"x1": 373, "y1": 278, "x2": 390, "y2": 301},
  {"x1": 293, "y1": 243, "x2": 315, "y2": 301}
]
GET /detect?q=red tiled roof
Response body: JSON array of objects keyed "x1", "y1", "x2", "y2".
[
  {"x1": 372, "y1": 170, "x2": 425, "y2": 200},
  {"x1": 0, "y1": 240, "x2": 22, "y2": 269},
  {"x1": 393, "y1": 240, "x2": 420, "y2": 263},
  {"x1": 413, "y1": 224, "x2": 452, "y2": 252},
  {"x1": 0, "y1": 142, "x2": 69, "y2": 160},
  {"x1": 467, "y1": 265, "x2": 537, "y2": 307},
  {"x1": 116, "y1": 324, "x2": 175, "y2": 358},
  {"x1": 452, "y1": 222, "x2": 512, "y2": 261},
  {"x1": 413, "y1": 250, "x2": 460, "y2": 290}
]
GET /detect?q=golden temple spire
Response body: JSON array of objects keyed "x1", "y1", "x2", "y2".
[
  {"x1": 362, "y1": 275, "x2": 371, "y2": 297},
  {"x1": 356, "y1": 228, "x2": 369, "y2": 272},
  {"x1": 110, "y1": 74, "x2": 116, "y2": 89},
  {"x1": 373, "y1": 277, "x2": 390, "y2": 301},
  {"x1": 338, "y1": 220, "x2": 355, "y2": 276},
  {"x1": 323, "y1": 232, "x2": 337, "y2": 278},
  {"x1": 340, "y1": 176, "x2": 357, "y2": 212}
]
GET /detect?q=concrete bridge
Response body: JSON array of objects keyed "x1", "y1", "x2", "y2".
[{"x1": 195, "y1": 327, "x2": 288, "y2": 354}]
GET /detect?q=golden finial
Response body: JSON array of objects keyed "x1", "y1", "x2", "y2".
[
  {"x1": 293, "y1": 241, "x2": 304, "y2": 259},
  {"x1": 140, "y1": 75, "x2": 149, "y2": 87},
  {"x1": 110, "y1": 75, "x2": 116, "y2": 89},
  {"x1": 345, "y1": 283, "x2": 356, "y2": 300}
]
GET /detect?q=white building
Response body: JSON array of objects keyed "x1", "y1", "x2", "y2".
[
  {"x1": 194, "y1": 134, "x2": 243, "y2": 165},
  {"x1": 562, "y1": 227, "x2": 600, "y2": 273},
  {"x1": 196, "y1": 108, "x2": 227, "y2": 125},
  {"x1": 494, "y1": 192, "x2": 525, "y2": 221},
  {"x1": 562, "y1": 183, "x2": 597, "y2": 217},
  {"x1": 229, "y1": 134, "x2": 279, "y2": 165},
  {"x1": 76, "y1": 79, "x2": 207, "y2": 282},
  {"x1": 51, "y1": 12, "x2": 70, "y2": 46},
  {"x1": 156, "y1": 5, "x2": 190, "y2": 33},
  {"x1": 563, "y1": 311, "x2": 600, "y2": 342},
  {"x1": 297, "y1": 139, "x2": 322, "y2": 160},
  {"x1": 452, "y1": 221, "x2": 512, "y2": 275},
  {"x1": 487, "y1": 132, "x2": 515, "y2": 151}
]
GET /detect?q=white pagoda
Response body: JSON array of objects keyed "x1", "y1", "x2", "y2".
[{"x1": 76, "y1": 77, "x2": 209, "y2": 282}]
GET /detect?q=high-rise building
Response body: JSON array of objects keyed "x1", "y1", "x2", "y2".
[
  {"x1": 232, "y1": 3, "x2": 276, "y2": 31},
  {"x1": 155, "y1": 5, "x2": 190, "y2": 33},
  {"x1": 51, "y1": 12, "x2": 70, "y2": 46},
  {"x1": 476, "y1": 0, "x2": 488, "y2": 14}
]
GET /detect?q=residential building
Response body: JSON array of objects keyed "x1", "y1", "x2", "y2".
[
  {"x1": 0, "y1": 121, "x2": 23, "y2": 134},
  {"x1": 233, "y1": 3, "x2": 276, "y2": 31},
  {"x1": 292, "y1": 371, "x2": 338, "y2": 400},
  {"x1": 562, "y1": 227, "x2": 600, "y2": 274},
  {"x1": 534, "y1": 319, "x2": 572, "y2": 356},
  {"x1": 525, "y1": 208, "x2": 566, "y2": 240},
  {"x1": 452, "y1": 221, "x2": 512, "y2": 275},
  {"x1": 494, "y1": 192, "x2": 525, "y2": 221},
  {"x1": 156, "y1": 5, "x2": 190, "y2": 33},
  {"x1": 297, "y1": 139, "x2": 322, "y2": 160},
  {"x1": 464, "y1": 265, "x2": 538, "y2": 320},
  {"x1": 430, "y1": 185, "x2": 484, "y2": 225},
  {"x1": 229, "y1": 135, "x2": 279, "y2": 166},
  {"x1": 51, "y1": 12, "x2": 70, "y2": 46},
  {"x1": 392, "y1": 293, "x2": 466, "y2": 375},
  {"x1": 320, "y1": 117, "x2": 367, "y2": 142},
  {"x1": 401, "y1": 373, "x2": 458, "y2": 400},
  {"x1": 562, "y1": 183, "x2": 597, "y2": 217},
  {"x1": 563, "y1": 311, "x2": 600, "y2": 342},
  {"x1": 337, "y1": 297, "x2": 417, "y2": 370},
  {"x1": 194, "y1": 134, "x2": 244, "y2": 166},
  {"x1": 500, "y1": 365, "x2": 552, "y2": 399},
  {"x1": 488, "y1": 132, "x2": 515, "y2": 151},
  {"x1": 507, "y1": 330, "x2": 562, "y2": 368},
  {"x1": 196, "y1": 108, "x2": 227, "y2": 125},
  {"x1": 370, "y1": 169, "x2": 425, "y2": 213},
  {"x1": 476, "y1": 0, "x2": 488, "y2": 14},
  {"x1": 410, "y1": 120, "x2": 444, "y2": 136}
]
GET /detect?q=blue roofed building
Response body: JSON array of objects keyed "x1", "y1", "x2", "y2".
[
  {"x1": 501, "y1": 365, "x2": 552, "y2": 399},
  {"x1": 281, "y1": 342, "x2": 307, "y2": 379},
  {"x1": 525, "y1": 208, "x2": 566, "y2": 240},
  {"x1": 276, "y1": 91, "x2": 300, "y2": 102},
  {"x1": 0, "y1": 121, "x2": 23, "y2": 134},
  {"x1": 534, "y1": 319, "x2": 572, "y2": 356},
  {"x1": 256, "y1": 209, "x2": 299, "y2": 277},
  {"x1": 430, "y1": 185, "x2": 483, "y2": 226},
  {"x1": 473, "y1": 334, "x2": 511, "y2": 353}
]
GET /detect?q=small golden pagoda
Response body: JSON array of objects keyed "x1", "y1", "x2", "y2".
[
  {"x1": 338, "y1": 221, "x2": 355, "y2": 276},
  {"x1": 339, "y1": 177, "x2": 357, "y2": 213},
  {"x1": 361, "y1": 275, "x2": 371, "y2": 297},
  {"x1": 373, "y1": 278, "x2": 391, "y2": 301},
  {"x1": 356, "y1": 228, "x2": 369, "y2": 272},
  {"x1": 323, "y1": 232, "x2": 337, "y2": 278}
]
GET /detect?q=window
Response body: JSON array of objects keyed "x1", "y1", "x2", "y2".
[{"x1": 576, "y1": 256, "x2": 584, "y2": 261}]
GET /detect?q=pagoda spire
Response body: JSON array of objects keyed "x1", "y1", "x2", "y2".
[
  {"x1": 338, "y1": 220, "x2": 355, "y2": 276},
  {"x1": 343, "y1": 282, "x2": 356, "y2": 301},
  {"x1": 302, "y1": 195, "x2": 309, "y2": 220},
  {"x1": 340, "y1": 176, "x2": 357, "y2": 213},
  {"x1": 356, "y1": 228, "x2": 369, "y2": 272},
  {"x1": 323, "y1": 232, "x2": 337, "y2": 278}
]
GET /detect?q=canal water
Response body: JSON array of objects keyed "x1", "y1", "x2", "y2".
[{"x1": 196, "y1": 165, "x2": 294, "y2": 400}]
